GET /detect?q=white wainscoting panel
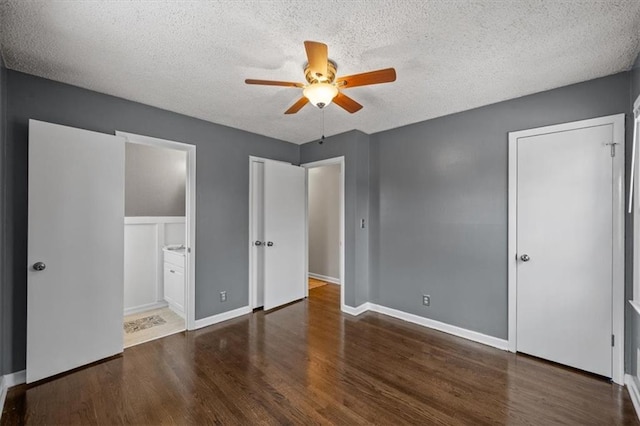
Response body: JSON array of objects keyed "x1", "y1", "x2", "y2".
[{"x1": 124, "y1": 217, "x2": 185, "y2": 314}]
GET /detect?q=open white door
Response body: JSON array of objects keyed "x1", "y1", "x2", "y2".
[
  {"x1": 27, "y1": 120, "x2": 125, "y2": 383},
  {"x1": 263, "y1": 161, "x2": 306, "y2": 311}
]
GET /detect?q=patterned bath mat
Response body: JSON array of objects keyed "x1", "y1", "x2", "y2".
[{"x1": 124, "y1": 315, "x2": 166, "y2": 334}]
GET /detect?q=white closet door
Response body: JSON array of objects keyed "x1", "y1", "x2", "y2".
[
  {"x1": 263, "y1": 161, "x2": 306, "y2": 311},
  {"x1": 27, "y1": 120, "x2": 125, "y2": 383},
  {"x1": 516, "y1": 124, "x2": 613, "y2": 378}
]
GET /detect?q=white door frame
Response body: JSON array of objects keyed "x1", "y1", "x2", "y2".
[
  {"x1": 116, "y1": 131, "x2": 197, "y2": 331},
  {"x1": 301, "y1": 157, "x2": 345, "y2": 311},
  {"x1": 507, "y1": 114, "x2": 625, "y2": 384}
]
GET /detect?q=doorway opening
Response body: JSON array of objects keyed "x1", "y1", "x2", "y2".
[
  {"x1": 304, "y1": 160, "x2": 343, "y2": 303},
  {"x1": 117, "y1": 131, "x2": 197, "y2": 347},
  {"x1": 302, "y1": 157, "x2": 345, "y2": 309}
]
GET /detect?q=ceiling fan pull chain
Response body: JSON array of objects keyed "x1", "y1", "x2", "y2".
[{"x1": 319, "y1": 109, "x2": 325, "y2": 144}]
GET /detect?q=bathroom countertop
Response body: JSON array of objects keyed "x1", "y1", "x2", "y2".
[{"x1": 163, "y1": 245, "x2": 186, "y2": 256}]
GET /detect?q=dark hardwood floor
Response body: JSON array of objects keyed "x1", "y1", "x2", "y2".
[{"x1": 2, "y1": 284, "x2": 638, "y2": 425}]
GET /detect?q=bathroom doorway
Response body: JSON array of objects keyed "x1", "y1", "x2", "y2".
[{"x1": 117, "y1": 131, "x2": 197, "y2": 348}]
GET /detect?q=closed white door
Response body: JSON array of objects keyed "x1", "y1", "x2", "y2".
[
  {"x1": 27, "y1": 120, "x2": 125, "y2": 383},
  {"x1": 263, "y1": 161, "x2": 306, "y2": 311},
  {"x1": 250, "y1": 160, "x2": 266, "y2": 308},
  {"x1": 516, "y1": 123, "x2": 614, "y2": 377}
]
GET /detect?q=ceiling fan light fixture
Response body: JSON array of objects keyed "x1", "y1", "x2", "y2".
[{"x1": 303, "y1": 83, "x2": 338, "y2": 109}]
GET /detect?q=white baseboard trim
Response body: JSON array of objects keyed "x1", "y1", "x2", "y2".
[
  {"x1": 0, "y1": 370, "x2": 26, "y2": 420},
  {"x1": 338, "y1": 301, "x2": 509, "y2": 351},
  {"x1": 626, "y1": 374, "x2": 640, "y2": 421},
  {"x1": 341, "y1": 303, "x2": 371, "y2": 316},
  {"x1": 124, "y1": 301, "x2": 168, "y2": 316},
  {"x1": 195, "y1": 306, "x2": 252, "y2": 330},
  {"x1": 166, "y1": 302, "x2": 185, "y2": 320},
  {"x1": 368, "y1": 304, "x2": 509, "y2": 350},
  {"x1": 308, "y1": 272, "x2": 340, "y2": 285}
]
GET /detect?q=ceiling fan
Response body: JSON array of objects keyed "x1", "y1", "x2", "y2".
[{"x1": 245, "y1": 41, "x2": 396, "y2": 114}]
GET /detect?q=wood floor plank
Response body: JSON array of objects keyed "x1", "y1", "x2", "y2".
[{"x1": 2, "y1": 284, "x2": 637, "y2": 425}]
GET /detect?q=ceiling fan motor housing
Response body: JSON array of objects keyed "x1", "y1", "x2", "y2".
[{"x1": 304, "y1": 59, "x2": 338, "y2": 84}]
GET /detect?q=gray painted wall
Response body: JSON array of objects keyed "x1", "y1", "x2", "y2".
[
  {"x1": 125, "y1": 143, "x2": 186, "y2": 217},
  {"x1": 1, "y1": 70, "x2": 298, "y2": 375},
  {"x1": 1, "y1": 66, "x2": 636, "y2": 377},
  {"x1": 308, "y1": 165, "x2": 340, "y2": 279},
  {"x1": 300, "y1": 130, "x2": 370, "y2": 307},
  {"x1": 368, "y1": 72, "x2": 631, "y2": 339}
]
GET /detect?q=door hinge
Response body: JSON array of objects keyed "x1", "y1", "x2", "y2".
[
  {"x1": 612, "y1": 334, "x2": 615, "y2": 347},
  {"x1": 606, "y1": 142, "x2": 619, "y2": 157}
]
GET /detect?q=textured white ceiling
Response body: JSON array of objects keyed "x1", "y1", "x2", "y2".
[{"x1": 1, "y1": 1, "x2": 639, "y2": 144}]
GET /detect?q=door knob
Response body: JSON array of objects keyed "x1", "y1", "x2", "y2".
[
  {"x1": 33, "y1": 262, "x2": 46, "y2": 271},
  {"x1": 266, "y1": 241, "x2": 274, "y2": 247},
  {"x1": 254, "y1": 241, "x2": 263, "y2": 246},
  {"x1": 520, "y1": 254, "x2": 530, "y2": 262}
]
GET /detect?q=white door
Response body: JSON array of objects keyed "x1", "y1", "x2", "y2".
[
  {"x1": 250, "y1": 160, "x2": 266, "y2": 308},
  {"x1": 263, "y1": 161, "x2": 306, "y2": 310},
  {"x1": 27, "y1": 120, "x2": 125, "y2": 383},
  {"x1": 516, "y1": 123, "x2": 614, "y2": 377}
]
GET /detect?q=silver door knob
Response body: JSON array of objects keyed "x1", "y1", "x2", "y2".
[
  {"x1": 254, "y1": 241, "x2": 263, "y2": 246},
  {"x1": 520, "y1": 254, "x2": 530, "y2": 262},
  {"x1": 266, "y1": 241, "x2": 274, "y2": 247},
  {"x1": 33, "y1": 262, "x2": 46, "y2": 271}
]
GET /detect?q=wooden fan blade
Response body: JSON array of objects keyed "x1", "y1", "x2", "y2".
[
  {"x1": 284, "y1": 97, "x2": 309, "y2": 114},
  {"x1": 304, "y1": 41, "x2": 328, "y2": 79},
  {"x1": 336, "y1": 68, "x2": 396, "y2": 89},
  {"x1": 245, "y1": 79, "x2": 303, "y2": 88},
  {"x1": 333, "y1": 92, "x2": 363, "y2": 113}
]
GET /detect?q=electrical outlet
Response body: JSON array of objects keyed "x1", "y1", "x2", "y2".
[
  {"x1": 220, "y1": 291, "x2": 227, "y2": 302},
  {"x1": 422, "y1": 295, "x2": 430, "y2": 306}
]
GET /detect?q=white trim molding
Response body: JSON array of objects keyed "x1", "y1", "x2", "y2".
[
  {"x1": 124, "y1": 301, "x2": 168, "y2": 316},
  {"x1": 124, "y1": 216, "x2": 185, "y2": 225},
  {"x1": 508, "y1": 114, "x2": 626, "y2": 385},
  {"x1": 194, "y1": 306, "x2": 252, "y2": 330},
  {"x1": 340, "y1": 302, "x2": 508, "y2": 351},
  {"x1": 630, "y1": 300, "x2": 640, "y2": 317},
  {"x1": 626, "y1": 374, "x2": 640, "y2": 421},
  {"x1": 341, "y1": 303, "x2": 371, "y2": 316},
  {"x1": 308, "y1": 272, "x2": 340, "y2": 285},
  {"x1": 369, "y1": 304, "x2": 509, "y2": 351},
  {"x1": 0, "y1": 370, "x2": 27, "y2": 420}
]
